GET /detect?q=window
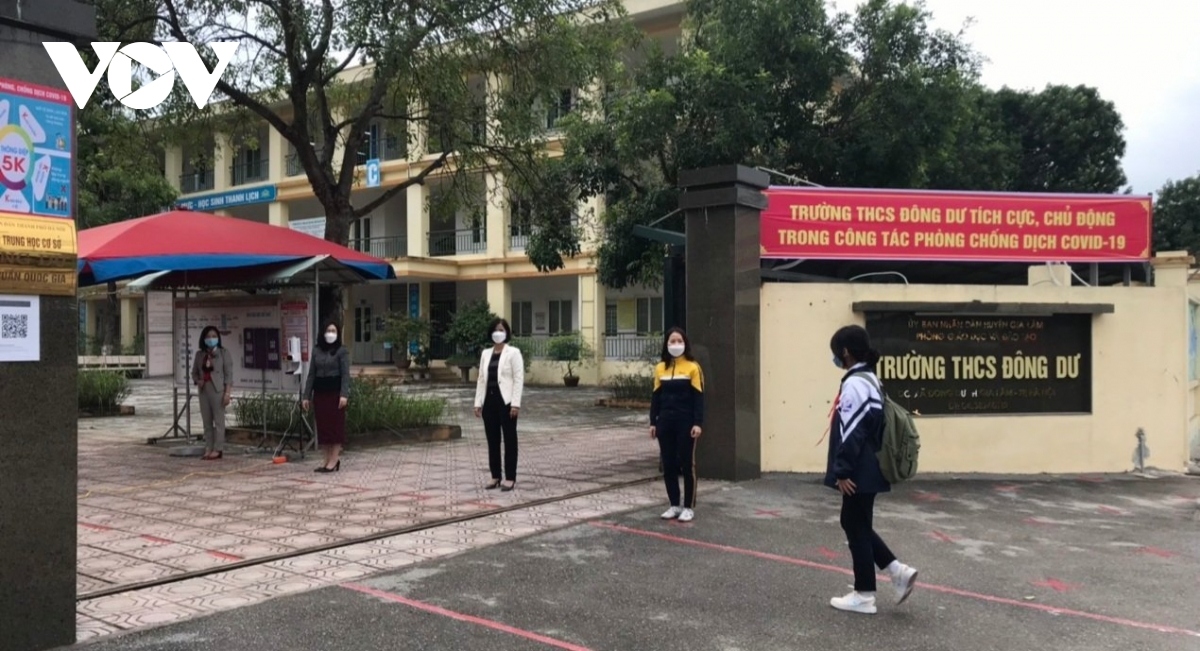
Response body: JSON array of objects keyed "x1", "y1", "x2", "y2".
[
  {"x1": 548, "y1": 299, "x2": 573, "y2": 334},
  {"x1": 604, "y1": 304, "x2": 618, "y2": 336},
  {"x1": 546, "y1": 89, "x2": 574, "y2": 130},
  {"x1": 510, "y1": 196, "x2": 534, "y2": 237},
  {"x1": 354, "y1": 306, "x2": 372, "y2": 343},
  {"x1": 636, "y1": 297, "x2": 663, "y2": 335},
  {"x1": 351, "y1": 217, "x2": 372, "y2": 248},
  {"x1": 511, "y1": 301, "x2": 534, "y2": 337}
]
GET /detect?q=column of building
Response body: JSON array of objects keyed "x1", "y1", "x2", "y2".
[{"x1": 484, "y1": 72, "x2": 512, "y2": 320}]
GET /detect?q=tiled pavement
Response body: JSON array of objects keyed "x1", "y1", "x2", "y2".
[{"x1": 75, "y1": 378, "x2": 663, "y2": 643}]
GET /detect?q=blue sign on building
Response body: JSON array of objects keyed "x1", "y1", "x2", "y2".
[
  {"x1": 366, "y1": 159, "x2": 381, "y2": 188},
  {"x1": 176, "y1": 184, "x2": 278, "y2": 211}
]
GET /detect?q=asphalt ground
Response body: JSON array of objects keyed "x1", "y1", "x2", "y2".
[{"x1": 67, "y1": 474, "x2": 1200, "y2": 651}]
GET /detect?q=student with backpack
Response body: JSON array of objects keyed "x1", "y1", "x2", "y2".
[{"x1": 825, "y1": 325, "x2": 920, "y2": 614}]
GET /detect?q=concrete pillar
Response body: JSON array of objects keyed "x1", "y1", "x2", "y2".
[
  {"x1": 407, "y1": 99, "x2": 427, "y2": 162},
  {"x1": 268, "y1": 201, "x2": 290, "y2": 228},
  {"x1": 1153, "y1": 251, "x2": 1193, "y2": 287},
  {"x1": 119, "y1": 297, "x2": 138, "y2": 350},
  {"x1": 485, "y1": 172, "x2": 509, "y2": 258},
  {"x1": 578, "y1": 273, "x2": 605, "y2": 363},
  {"x1": 84, "y1": 298, "x2": 98, "y2": 342},
  {"x1": 164, "y1": 146, "x2": 184, "y2": 192},
  {"x1": 0, "y1": 2, "x2": 93, "y2": 648},
  {"x1": 406, "y1": 183, "x2": 431, "y2": 257},
  {"x1": 419, "y1": 281, "x2": 431, "y2": 318},
  {"x1": 214, "y1": 133, "x2": 233, "y2": 191},
  {"x1": 267, "y1": 125, "x2": 288, "y2": 183},
  {"x1": 678, "y1": 164, "x2": 767, "y2": 482},
  {"x1": 487, "y1": 277, "x2": 512, "y2": 319}
]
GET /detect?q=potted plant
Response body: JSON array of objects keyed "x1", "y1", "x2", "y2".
[
  {"x1": 547, "y1": 332, "x2": 594, "y2": 387},
  {"x1": 382, "y1": 313, "x2": 431, "y2": 370},
  {"x1": 444, "y1": 299, "x2": 499, "y2": 382}
]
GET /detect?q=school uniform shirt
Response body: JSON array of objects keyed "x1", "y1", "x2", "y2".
[
  {"x1": 823, "y1": 362, "x2": 890, "y2": 494},
  {"x1": 474, "y1": 345, "x2": 525, "y2": 408},
  {"x1": 649, "y1": 358, "x2": 705, "y2": 427}
]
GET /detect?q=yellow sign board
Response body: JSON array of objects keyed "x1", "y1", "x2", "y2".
[{"x1": 0, "y1": 212, "x2": 77, "y2": 296}]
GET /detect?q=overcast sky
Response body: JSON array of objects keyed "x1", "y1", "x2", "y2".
[{"x1": 828, "y1": 0, "x2": 1200, "y2": 194}]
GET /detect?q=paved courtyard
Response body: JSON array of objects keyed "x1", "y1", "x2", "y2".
[
  {"x1": 75, "y1": 378, "x2": 660, "y2": 642},
  {"x1": 69, "y1": 474, "x2": 1200, "y2": 650}
]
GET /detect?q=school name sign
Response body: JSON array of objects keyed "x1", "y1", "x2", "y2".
[{"x1": 760, "y1": 187, "x2": 1152, "y2": 263}]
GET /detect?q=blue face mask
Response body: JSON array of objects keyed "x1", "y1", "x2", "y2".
[
  {"x1": 832, "y1": 354, "x2": 844, "y2": 369},
  {"x1": 205, "y1": 338, "x2": 219, "y2": 348}
]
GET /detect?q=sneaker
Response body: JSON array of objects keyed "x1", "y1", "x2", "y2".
[
  {"x1": 891, "y1": 564, "x2": 919, "y2": 605},
  {"x1": 830, "y1": 591, "x2": 877, "y2": 614},
  {"x1": 661, "y1": 506, "x2": 683, "y2": 519},
  {"x1": 678, "y1": 508, "x2": 695, "y2": 522}
]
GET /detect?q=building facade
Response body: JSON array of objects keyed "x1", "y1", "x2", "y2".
[{"x1": 82, "y1": 0, "x2": 686, "y2": 382}]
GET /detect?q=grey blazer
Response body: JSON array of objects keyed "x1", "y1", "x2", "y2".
[
  {"x1": 303, "y1": 345, "x2": 351, "y2": 399},
  {"x1": 192, "y1": 346, "x2": 234, "y2": 394}
]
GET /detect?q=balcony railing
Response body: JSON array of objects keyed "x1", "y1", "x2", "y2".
[
  {"x1": 428, "y1": 228, "x2": 486, "y2": 256},
  {"x1": 356, "y1": 134, "x2": 406, "y2": 164},
  {"x1": 603, "y1": 335, "x2": 659, "y2": 361},
  {"x1": 179, "y1": 169, "x2": 214, "y2": 194},
  {"x1": 230, "y1": 157, "x2": 270, "y2": 186},
  {"x1": 348, "y1": 236, "x2": 407, "y2": 260},
  {"x1": 509, "y1": 217, "x2": 579, "y2": 251},
  {"x1": 286, "y1": 154, "x2": 304, "y2": 177}
]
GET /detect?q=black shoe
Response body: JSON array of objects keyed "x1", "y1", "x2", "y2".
[
  {"x1": 315, "y1": 460, "x2": 340, "y2": 473},
  {"x1": 501, "y1": 480, "x2": 516, "y2": 492},
  {"x1": 485, "y1": 479, "x2": 501, "y2": 490}
]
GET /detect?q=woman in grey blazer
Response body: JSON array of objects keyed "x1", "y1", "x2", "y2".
[
  {"x1": 191, "y1": 326, "x2": 233, "y2": 460},
  {"x1": 302, "y1": 320, "x2": 352, "y2": 472}
]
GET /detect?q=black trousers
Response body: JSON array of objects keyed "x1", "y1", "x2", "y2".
[
  {"x1": 840, "y1": 493, "x2": 897, "y2": 592},
  {"x1": 482, "y1": 386, "x2": 518, "y2": 480},
  {"x1": 657, "y1": 419, "x2": 696, "y2": 508}
]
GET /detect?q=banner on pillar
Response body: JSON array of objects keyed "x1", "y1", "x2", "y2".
[{"x1": 408, "y1": 283, "x2": 420, "y2": 355}]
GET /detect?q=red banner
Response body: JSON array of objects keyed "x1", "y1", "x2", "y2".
[{"x1": 761, "y1": 187, "x2": 1152, "y2": 263}]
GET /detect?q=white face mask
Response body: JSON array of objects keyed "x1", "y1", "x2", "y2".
[
  {"x1": 324, "y1": 332, "x2": 337, "y2": 344},
  {"x1": 668, "y1": 344, "x2": 685, "y2": 358},
  {"x1": 492, "y1": 331, "x2": 506, "y2": 344}
]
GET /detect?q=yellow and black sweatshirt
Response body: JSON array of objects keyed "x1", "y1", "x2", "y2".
[{"x1": 650, "y1": 358, "x2": 705, "y2": 427}]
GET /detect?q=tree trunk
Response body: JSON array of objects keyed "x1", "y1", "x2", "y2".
[{"x1": 317, "y1": 206, "x2": 355, "y2": 331}]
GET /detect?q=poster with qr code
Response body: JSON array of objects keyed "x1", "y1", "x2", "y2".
[{"x1": 0, "y1": 294, "x2": 39, "y2": 361}]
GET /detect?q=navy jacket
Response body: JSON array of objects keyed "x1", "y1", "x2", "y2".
[{"x1": 823, "y1": 363, "x2": 890, "y2": 494}]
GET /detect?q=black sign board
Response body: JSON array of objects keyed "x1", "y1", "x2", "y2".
[{"x1": 865, "y1": 312, "x2": 1092, "y2": 415}]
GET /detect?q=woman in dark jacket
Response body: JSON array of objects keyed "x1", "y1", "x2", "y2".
[
  {"x1": 649, "y1": 327, "x2": 704, "y2": 522},
  {"x1": 825, "y1": 325, "x2": 918, "y2": 614},
  {"x1": 302, "y1": 320, "x2": 351, "y2": 472}
]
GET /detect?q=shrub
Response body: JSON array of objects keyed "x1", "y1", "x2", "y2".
[
  {"x1": 546, "y1": 332, "x2": 594, "y2": 378},
  {"x1": 346, "y1": 378, "x2": 446, "y2": 433},
  {"x1": 78, "y1": 371, "x2": 131, "y2": 413},
  {"x1": 233, "y1": 393, "x2": 298, "y2": 432},
  {"x1": 444, "y1": 299, "x2": 499, "y2": 360},
  {"x1": 508, "y1": 336, "x2": 535, "y2": 374},
  {"x1": 607, "y1": 373, "x2": 654, "y2": 402}
]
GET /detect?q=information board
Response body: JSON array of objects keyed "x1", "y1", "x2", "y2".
[
  {"x1": 144, "y1": 291, "x2": 174, "y2": 377},
  {"x1": 172, "y1": 295, "x2": 310, "y2": 391},
  {"x1": 866, "y1": 312, "x2": 1092, "y2": 415}
]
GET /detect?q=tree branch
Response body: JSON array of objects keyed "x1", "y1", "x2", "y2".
[{"x1": 353, "y1": 150, "x2": 453, "y2": 218}]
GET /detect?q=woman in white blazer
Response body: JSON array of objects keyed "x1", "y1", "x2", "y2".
[{"x1": 474, "y1": 317, "x2": 525, "y2": 491}]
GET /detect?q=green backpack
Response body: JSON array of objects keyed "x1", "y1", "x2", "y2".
[{"x1": 852, "y1": 372, "x2": 921, "y2": 484}]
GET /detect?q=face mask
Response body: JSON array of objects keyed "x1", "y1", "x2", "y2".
[
  {"x1": 668, "y1": 344, "x2": 685, "y2": 358},
  {"x1": 324, "y1": 332, "x2": 337, "y2": 344},
  {"x1": 832, "y1": 354, "x2": 844, "y2": 369},
  {"x1": 204, "y1": 338, "x2": 218, "y2": 348},
  {"x1": 492, "y1": 331, "x2": 506, "y2": 344}
]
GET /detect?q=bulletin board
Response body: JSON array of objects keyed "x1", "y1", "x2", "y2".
[{"x1": 170, "y1": 294, "x2": 311, "y2": 392}]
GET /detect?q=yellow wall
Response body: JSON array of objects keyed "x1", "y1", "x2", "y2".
[{"x1": 761, "y1": 269, "x2": 1193, "y2": 475}]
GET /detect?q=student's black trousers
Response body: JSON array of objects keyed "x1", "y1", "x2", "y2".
[
  {"x1": 840, "y1": 493, "x2": 897, "y2": 592},
  {"x1": 657, "y1": 419, "x2": 696, "y2": 508}
]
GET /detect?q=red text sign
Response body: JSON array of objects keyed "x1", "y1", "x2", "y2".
[{"x1": 761, "y1": 188, "x2": 1152, "y2": 263}]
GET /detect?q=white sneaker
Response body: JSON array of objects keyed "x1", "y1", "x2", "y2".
[
  {"x1": 830, "y1": 591, "x2": 877, "y2": 614},
  {"x1": 890, "y1": 563, "x2": 919, "y2": 605},
  {"x1": 678, "y1": 508, "x2": 695, "y2": 522},
  {"x1": 661, "y1": 506, "x2": 683, "y2": 519}
]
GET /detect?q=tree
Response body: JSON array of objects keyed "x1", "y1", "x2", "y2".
[
  {"x1": 107, "y1": 0, "x2": 632, "y2": 324},
  {"x1": 82, "y1": 0, "x2": 179, "y2": 353},
  {"x1": 1152, "y1": 174, "x2": 1200, "y2": 256}
]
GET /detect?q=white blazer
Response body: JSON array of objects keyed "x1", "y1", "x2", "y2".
[{"x1": 474, "y1": 344, "x2": 525, "y2": 409}]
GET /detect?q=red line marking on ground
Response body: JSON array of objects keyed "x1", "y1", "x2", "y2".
[
  {"x1": 289, "y1": 478, "x2": 318, "y2": 485},
  {"x1": 1136, "y1": 546, "x2": 1178, "y2": 559},
  {"x1": 994, "y1": 485, "x2": 1021, "y2": 493},
  {"x1": 1096, "y1": 506, "x2": 1125, "y2": 516},
  {"x1": 816, "y1": 546, "x2": 841, "y2": 560},
  {"x1": 140, "y1": 535, "x2": 172, "y2": 544},
  {"x1": 1032, "y1": 579, "x2": 1078, "y2": 593},
  {"x1": 927, "y1": 530, "x2": 958, "y2": 543},
  {"x1": 396, "y1": 492, "x2": 435, "y2": 501},
  {"x1": 342, "y1": 583, "x2": 596, "y2": 651},
  {"x1": 206, "y1": 551, "x2": 243, "y2": 561},
  {"x1": 912, "y1": 491, "x2": 942, "y2": 502},
  {"x1": 1023, "y1": 517, "x2": 1054, "y2": 526},
  {"x1": 591, "y1": 522, "x2": 1200, "y2": 639},
  {"x1": 753, "y1": 509, "x2": 782, "y2": 518}
]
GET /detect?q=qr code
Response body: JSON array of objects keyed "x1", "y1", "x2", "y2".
[{"x1": 1, "y1": 314, "x2": 28, "y2": 339}]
